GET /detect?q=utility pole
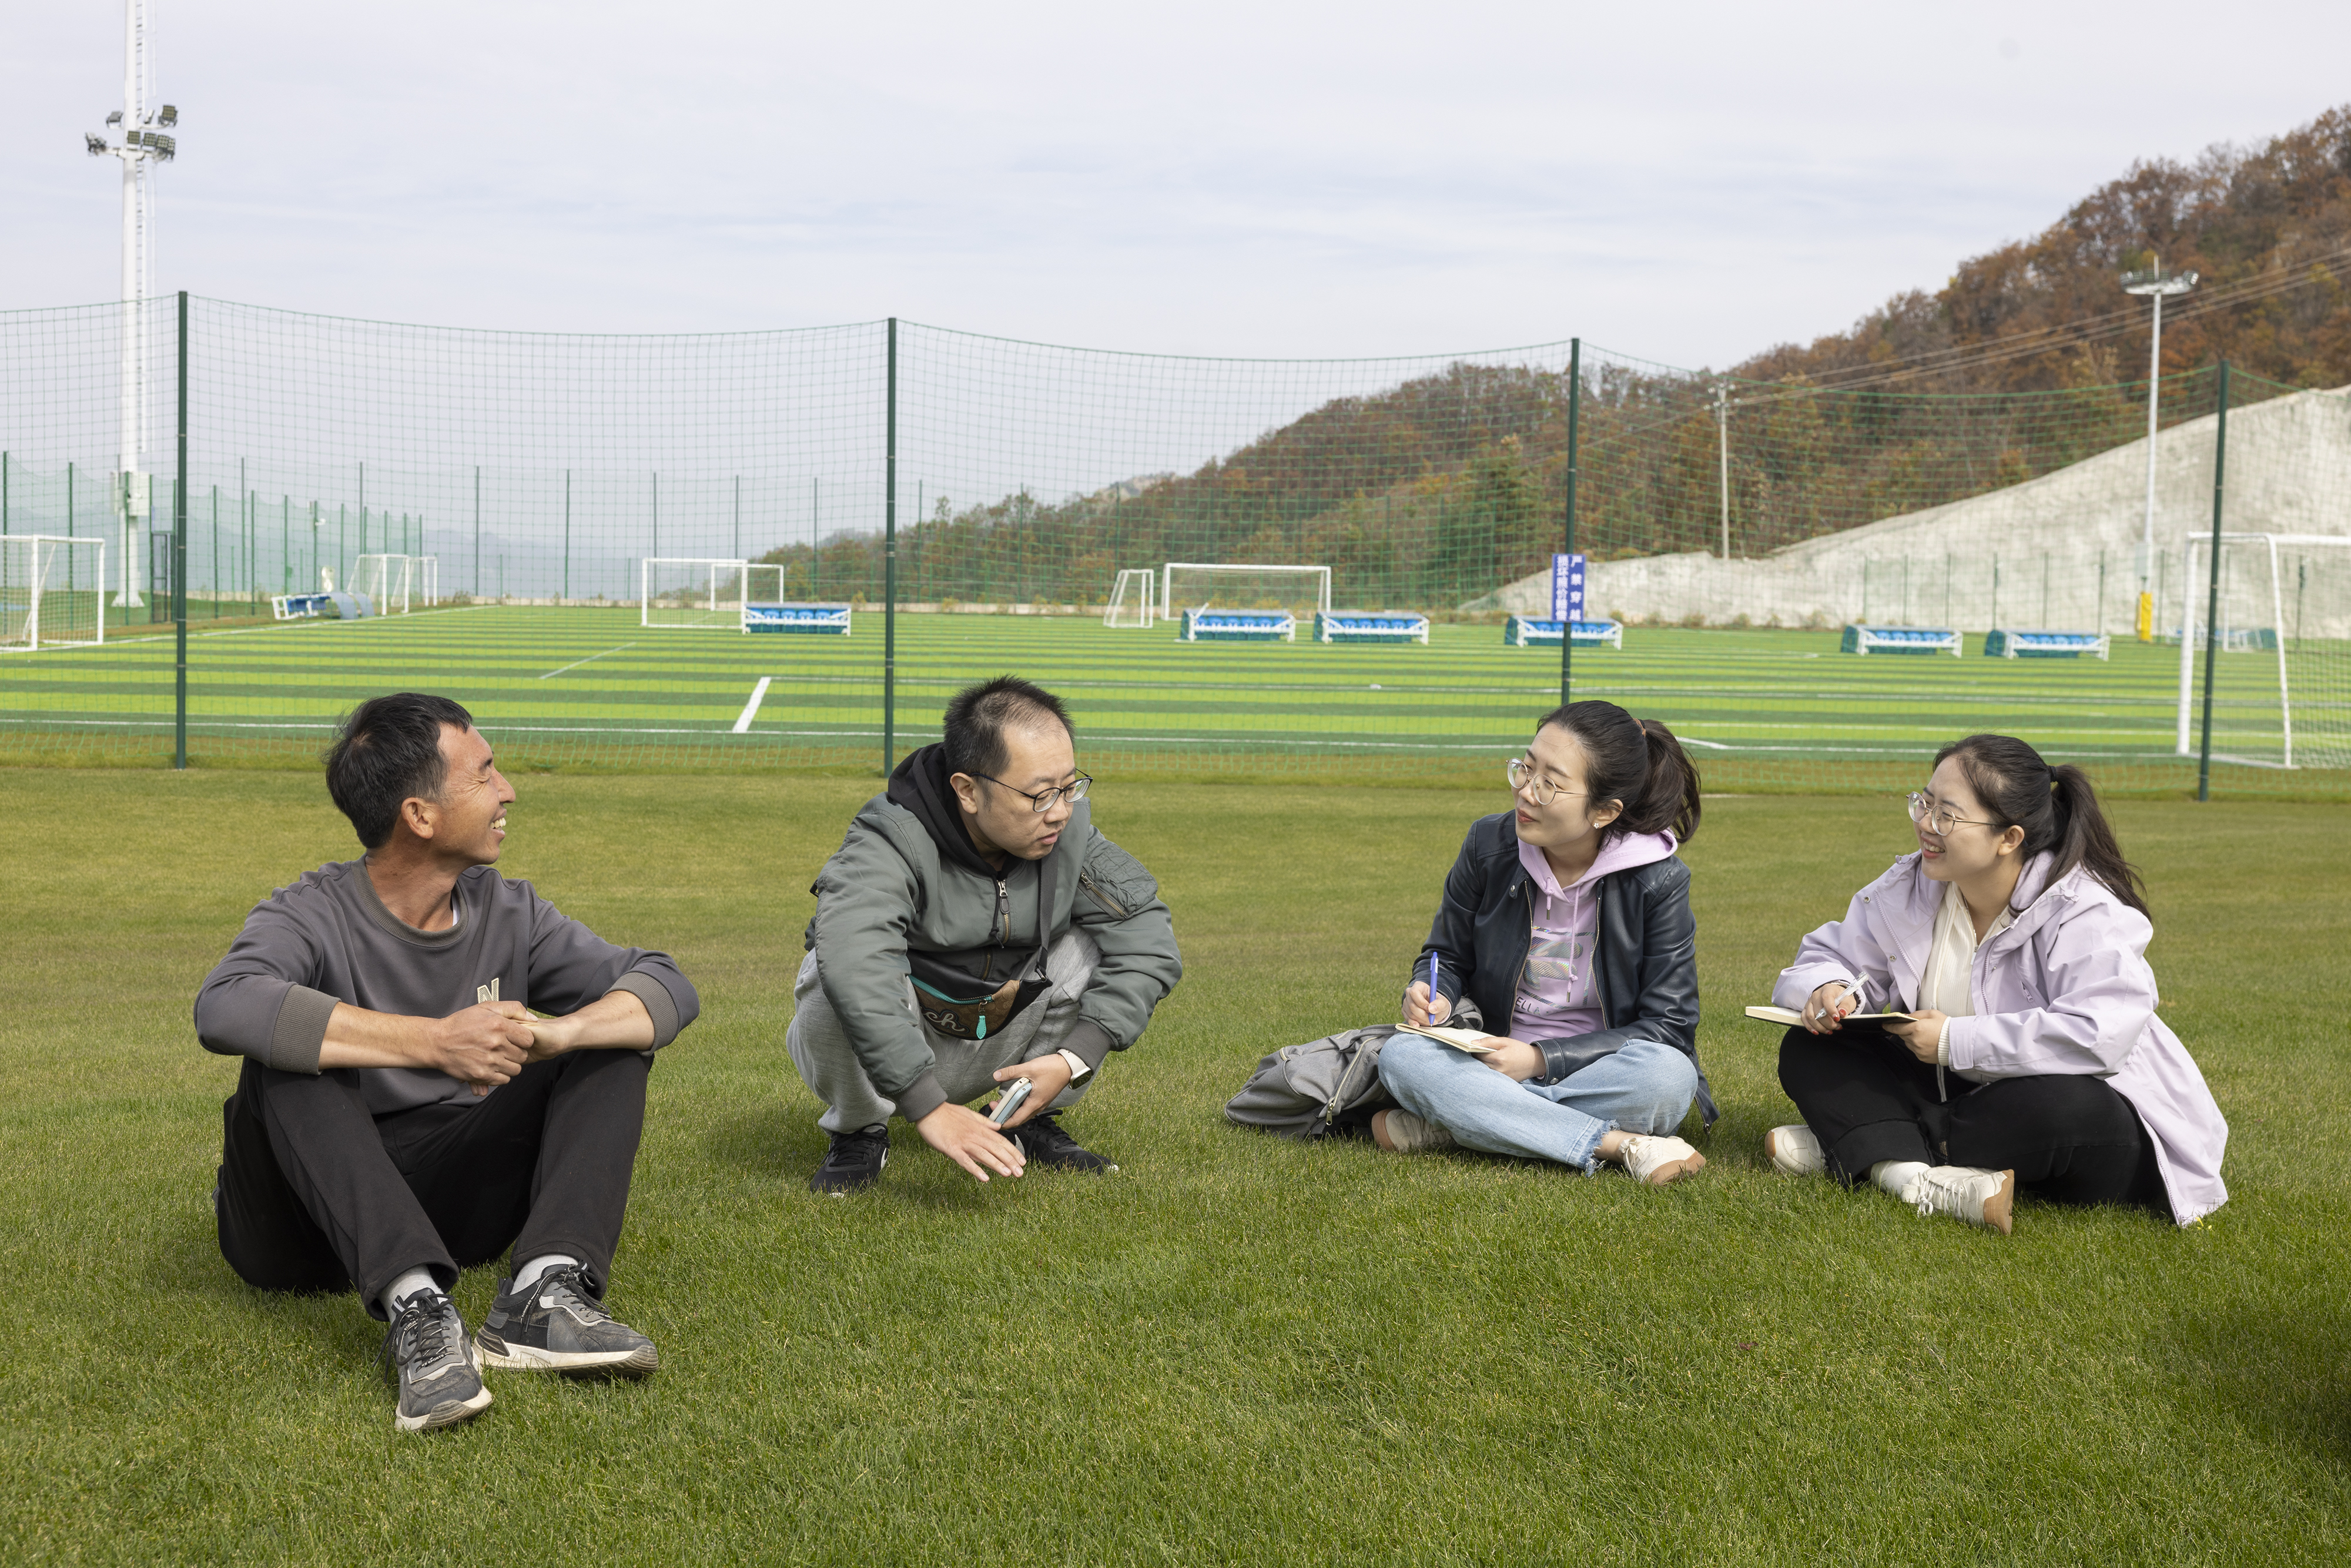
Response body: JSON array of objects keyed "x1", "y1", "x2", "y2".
[
  {"x1": 1713, "y1": 381, "x2": 1733, "y2": 561},
  {"x1": 86, "y1": 0, "x2": 178, "y2": 612},
  {"x1": 2122, "y1": 260, "x2": 2197, "y2": 641}
]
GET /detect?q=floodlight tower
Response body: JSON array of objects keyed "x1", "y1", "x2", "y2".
[
  {"x1": 84, "y1": 0, "x2": 178, "y2": 609},
  {"x1": 2121, "y1": 261, "x2": 2196, "y2": 641}
]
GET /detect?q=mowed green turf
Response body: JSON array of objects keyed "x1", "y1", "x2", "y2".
[
  {"x1": 1, "y1": 766, "x2": 2344, "y2": 1563},
  {"x1": 2, "y1": 606, "x2": 2328, "y2": 778}
]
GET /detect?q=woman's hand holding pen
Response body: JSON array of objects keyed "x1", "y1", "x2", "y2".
[{"x1": 1404, "y1": 981, "x2": 1452, "y2": 1028}]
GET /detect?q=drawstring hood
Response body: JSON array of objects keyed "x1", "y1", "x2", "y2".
[{"x1": 887, "y1": 743, "x2": 1000, "y2": 879}]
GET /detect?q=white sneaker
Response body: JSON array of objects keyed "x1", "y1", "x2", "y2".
[
  {"x1": 1619, "y1": 1134, "x2": 1706, "y2": 1186},
  {"x1": 1371, "y1": 1108, "x2": 1456, "y2": 1153},
  {"x1": 1904, "y1": 1165, "x2": 2016, "y2": 1234},
  {"x1": 1764, "y1": 1124, "x2": 1826, "y2": 1177}
]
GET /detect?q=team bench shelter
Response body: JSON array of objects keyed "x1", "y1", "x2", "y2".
[
  {"x1": 1841, "y1": 624, "x2": 1962, "y2": 656},
  {"x1": 745, "y1": 602, "x2": 853, "y2": 634},
  {"x1": 1982, "y1": 628, "x2": 2111, "y2": 660},
  {"x1": 1314, "y1": 612, "x2": 1429, "y2": 645},
  {"x1": 1181, "y1": 609, "x2": 1295, "y2": 642},
  {"x1": 272, "y1": 592, "x2": 371, "y2": 621},
  {"x1": 1504, "y1": 616, "x2": 1624, "y2": 649}
]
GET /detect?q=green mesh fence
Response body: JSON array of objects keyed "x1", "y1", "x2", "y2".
[{"x1": 2, "y1": 297, "x2": 2345, "y2": 797}]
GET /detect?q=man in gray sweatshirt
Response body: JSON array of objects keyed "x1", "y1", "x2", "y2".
[
  {"x1": 196, "y1": 692, "x2": 699, "y2": 1434},
  {"x1": 791, "y1": 675, "x2": 1181, "y2": 1193}
]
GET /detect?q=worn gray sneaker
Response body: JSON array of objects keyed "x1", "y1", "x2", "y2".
[
  {"x1": 380, "y1": 1287, "x2": 492, "y2": 1434},
  {"x1": 475, "y1": 1262, "x2": 659, "y2": 1379},
  {"x1": 1371, "y1": 1108, "x2": 1456, "y2": 1153}
]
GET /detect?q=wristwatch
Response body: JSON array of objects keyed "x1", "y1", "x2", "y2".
[{"x1": 1057, "y1": 1047, "x2": 1093, "y2": 1084}]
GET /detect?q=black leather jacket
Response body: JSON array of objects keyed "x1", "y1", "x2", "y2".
[{"x1": 1414, "y1": 811, "x2": 1716, "y2": 1126}]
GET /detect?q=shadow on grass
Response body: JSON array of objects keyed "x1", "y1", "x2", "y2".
[
  {"x1": 143, "y1": 1197, "x2": 387, "y2": 1363},
  {"x1": 2161, "y1": 1299, "x2": 2351, "y2": 1460}
]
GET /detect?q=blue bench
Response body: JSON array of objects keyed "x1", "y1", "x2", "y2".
[
  {"x1": 1181, "y1": 609, "x2": 1295, "y2": 642},
  {"x1": 1314, "y1": 612, "x2": 1429, "y2": 645},
  {"x1": 1504, "y1": 617, "x2": 1623, "y2": 648},
  {"x1": 1841, "y1": 624, "x2": 1961, "y2": 656},
  {"x1": 1983, "y1": 628, "x2": 2110, "y2": 661},
  {"x1": 272, "y1": 593, "x2": 333, "y2": 620},
  {"x1": 745, "y1": 602, "x2": 852, "y2": 634}
]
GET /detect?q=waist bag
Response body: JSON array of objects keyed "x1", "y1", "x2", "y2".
[{"x1": 907, "y1": 857, "x2": 1056, "y2": 1042}]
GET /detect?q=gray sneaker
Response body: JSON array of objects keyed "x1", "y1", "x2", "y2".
[
  {"x1": 475, "y1": 1262, "x2": 659, "y2": 1379},
  {"x1": 380, "y1": 1287, "x2": 492, "y2": 1434}
]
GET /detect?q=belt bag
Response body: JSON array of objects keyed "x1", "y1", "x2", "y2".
[{"x1": 907, "y1": 857, "x2": 1057, "y2": 1042}]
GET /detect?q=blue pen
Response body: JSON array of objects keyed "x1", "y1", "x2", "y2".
[{"x1": 1426, "y1": 952, "x2": 1445, "y2": 1023}]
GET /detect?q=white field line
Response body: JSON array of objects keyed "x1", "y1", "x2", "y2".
[
  {"x1": 732, "y1": 676, "x2": 774, "y2": 733},
  {"x1": 538, "y1": 643, "x2": 635, "y2": 679}
]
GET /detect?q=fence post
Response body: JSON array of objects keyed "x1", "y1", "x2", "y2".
[
  {"x1": 2196, "y1": 361, "x2": 2231, "y2": 801},
  {"x1": 173, "y1": 291, "x2": 189, "y2": 769},
  {"x1": 1559, "y1": 337, "x2": 1580, "y2": 707},
  {"x1": 562, "y1": 470, "x2": 571, "y2": 603},
  {"x1": 883, "y1": 317, "x2": 899, "y2": 775}
]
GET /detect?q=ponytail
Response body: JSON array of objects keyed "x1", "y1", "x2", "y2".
[
  {"x1": 1532, "y1": 701, "x2": 1703, "y2": 844},
  {"x1": 1935, "y1": 735, "x2": 2148, "y2": 916}
]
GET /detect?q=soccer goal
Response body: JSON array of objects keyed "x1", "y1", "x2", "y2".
[
  {"x1": 1160, "y1": 562, "x2": 1331, "y2": 622},
  {"x1": 1, "y1": 537, "x2": 107, "y2": 651},
  {"x1": 350, "y1": 554, "x2": 438, "y2": 615},
  {"x1": 1104, "y1": 568, "x2": 1156, "y2": 629},
  {"x1": 641, "y1": 558, "x2": 749, "y2": 629},
  {"x1": 2173, "y1": 533, "x2": 2351, "y2": 769}
]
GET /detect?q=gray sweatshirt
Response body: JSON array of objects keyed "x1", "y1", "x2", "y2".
[{"x1": 196, "y1": 857, "x2": 699, "y2": 1115}]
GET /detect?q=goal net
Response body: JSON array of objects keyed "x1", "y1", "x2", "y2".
[
  {"x1": 2174, "y1": 534, "x2": 2351, "y2": 769},
  {"x1": 1, "y1": 537, "x2": 107, "y2": 651},
  {"x1": 642, "y1": 558, "x2": 749, "y2": 628},
  {"x1": 1160, "y1": 562, "x2": 1331, "y2": 621},
  {"x1": 1104, "y1": 568, "x2": 1156, "y2": 629},
  {"x1": 350, "y1": 554, "x2": 437, "y2": 614}
]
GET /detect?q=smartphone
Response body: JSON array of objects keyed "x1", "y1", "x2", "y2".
[{"x1": 987, "y1": 1077, "x2": 1034, "y2": 1127}]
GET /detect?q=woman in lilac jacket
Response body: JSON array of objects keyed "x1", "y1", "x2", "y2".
[{"x1": 1767, "y1": 733, "x2": 2227, "y2": 1233}]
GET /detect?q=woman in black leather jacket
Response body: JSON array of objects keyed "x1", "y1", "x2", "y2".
[{"x1": 1373, "y1": 699, "x2": 1715, "y2": 1184}]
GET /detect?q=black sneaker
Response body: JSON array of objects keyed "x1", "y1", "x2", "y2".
[
  {"x1": 380, "y1": 1287, "x2": 493, "y2": 1434},
  {"x1": 474, "y1": 1262, "x2": 658, "y2": 1379},
  {"x1": 810, "y1": 1123, "x2": 890, "y2": 1195},
  {"x1": 1012, "y1": 1111, "x2": 1117, "y2": 1174}
]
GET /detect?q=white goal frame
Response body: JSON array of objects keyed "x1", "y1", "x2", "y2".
[
  {"x1": 1, "y1": 536, "x2": 108, "y2": 651},
  {"x1": 641, "y1": 558, "x2": 750, "y2": 629},
  {"x1": 2173, "y1": 532, "x2": 2349, "y2": 767},
  {"x1": 351, "y1": 554, "x2": 437, "y2": 615},
  {"x1": 1104, "y1": 568, "x2": 1156, "y2": 629},
  {"x1": 1160, "y1": 562, "x2": 1331, "y2": 619}
]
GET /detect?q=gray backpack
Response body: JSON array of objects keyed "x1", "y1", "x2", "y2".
[
  {"x1": 1223, "y1": 1001, "x2": 1483, "y2": 1139},
  {"x1": 1222, "y1": 1026, "x2": 1398, "y2": 1139}
]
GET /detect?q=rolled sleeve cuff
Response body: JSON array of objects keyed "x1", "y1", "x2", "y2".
[
  {"x1": 607, "y1": 972, "x2": 682, "y2": 1048},
  {"x1": 267, "y1": 985, "x2": 337, "y2": 1074},
  {"x1": 1061, "y1": 1017, "x2": 1116, "y2": 1072},
  {"x1": 892, "y1": 1070, "x2": 949, "y2": 1125}
]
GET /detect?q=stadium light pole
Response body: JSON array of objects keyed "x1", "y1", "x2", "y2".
[
  {"x1": 2121, "y1": 262, "x2": 2196, "y2": 641},
  {"x1": 86, "y1": 0, "x2": 177, "y2": 612}
]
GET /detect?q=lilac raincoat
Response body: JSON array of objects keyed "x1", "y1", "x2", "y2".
[{"x1": 1774, "y1": 851, "x2": 2228, "y2": 1225}]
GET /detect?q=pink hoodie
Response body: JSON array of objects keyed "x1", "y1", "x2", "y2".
[
  {"x1": 1774, "y1": 851, "x2": 2229, "y2": 1225},
  {"x1": 1512, "y1": 830, "x2": 1679, "y2": 1040}
]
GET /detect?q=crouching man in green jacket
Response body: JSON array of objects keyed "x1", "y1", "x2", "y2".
[{"x1": 789, "y1": 675, "x2": 1182, "y2": 1193}]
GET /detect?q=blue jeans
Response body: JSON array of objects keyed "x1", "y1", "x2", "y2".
[{"x1": 1378, "y1": 1034, "x2": 1698, "y2": 1172}]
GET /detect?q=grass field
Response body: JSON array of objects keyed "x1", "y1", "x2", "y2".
[
  {"x1": 2, "y1": 765, "x2": 2345, "y2": 1563},
  {"x1": 4, "y1": 606, "x2": 2341, "y2": 795}
]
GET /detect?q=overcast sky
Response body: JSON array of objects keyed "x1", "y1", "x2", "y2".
[{"x1": 4, "y1": 1, "x2": 2347, "y2": 368}]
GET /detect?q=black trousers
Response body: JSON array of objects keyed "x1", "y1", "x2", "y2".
[
  {"x1": 1777, "y1": 1027, "x2": 2171, "y2": 1219},
  {"x1": 216, "y1": 1049, "x2": 651, "y2": 1319}
]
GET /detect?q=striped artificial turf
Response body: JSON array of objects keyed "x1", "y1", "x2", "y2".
[{"x1": 0, "y1": 606, "x2": 2335, "y2": 790}]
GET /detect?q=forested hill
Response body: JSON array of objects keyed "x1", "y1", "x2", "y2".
[
  {"x1": 1737, "y1": 105, "x2": 2351, "y2": 394},
  {"x1": 769, "y1": 106, "x2": 2349, "y2": 611}
]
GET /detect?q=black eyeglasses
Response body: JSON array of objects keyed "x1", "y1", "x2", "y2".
[{"x1": 978, "y1": 772, "x2": 1093, "y2": 813}]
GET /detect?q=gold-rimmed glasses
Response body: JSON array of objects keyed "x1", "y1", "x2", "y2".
[
  {"x1": 1507, "y1": 758, "x2": 1586, "y2": 807},
  {"x1": 1905, "y1": 790, "x2": 1993, "y2": 837}
]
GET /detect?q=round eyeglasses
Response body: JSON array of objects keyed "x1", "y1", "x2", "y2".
[
  {"x1": 1905, "y1": 790, "x2": 1994, "y2": 837},
  {"x1": 979, "y1": 772, "x2": 1093, "y2": 813},
  {"x1": 1507, "y1": 758, "x2": 1586, "y2": 807}
]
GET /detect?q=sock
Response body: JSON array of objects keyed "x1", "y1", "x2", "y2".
[
  {"x1": 1870, "y1": 1160, "x2": 1931, "y2": 1201},
  {"x1": 380, "y1": 1267, "x2": 439, "y2": 1318},
  {"x1": 512, "y1": 1253, "x2": 580, "y2": 1293}
]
